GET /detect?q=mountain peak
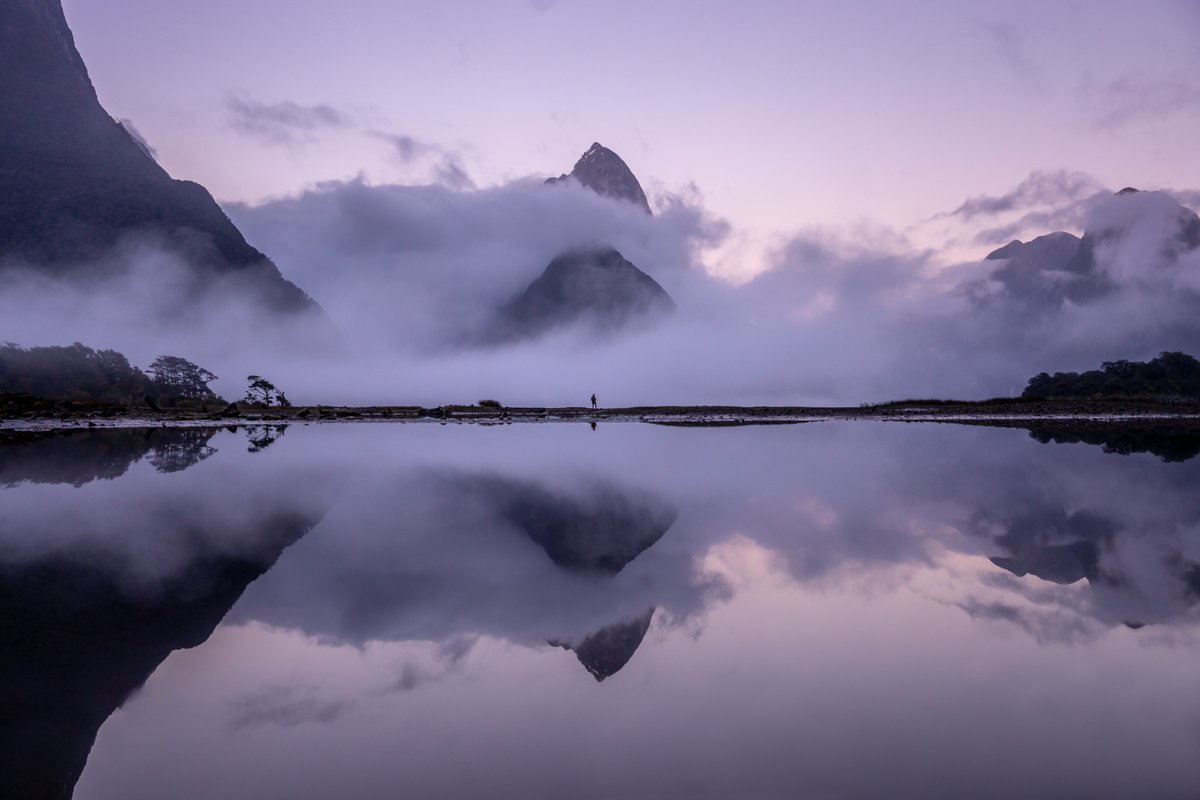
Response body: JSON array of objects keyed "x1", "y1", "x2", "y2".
[
  {"x1": 546, "y1": 142, "x2": 652, "y2": 215},
  {"x1": 492, "y1": 246, "x2": 675, "y2": 342}
]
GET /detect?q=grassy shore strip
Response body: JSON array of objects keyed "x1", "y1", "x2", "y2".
[{"x1": 3, "y1": 394, "x2": 1200, "y2": 430}]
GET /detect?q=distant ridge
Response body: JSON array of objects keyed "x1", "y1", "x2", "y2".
[{"x1": 976, "y1": 188, "x2": 1200, "y2": 307}]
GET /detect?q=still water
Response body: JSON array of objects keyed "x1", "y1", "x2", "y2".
[{"x1": 3, "y1": 420, "x2": 1200, "y2": 799}]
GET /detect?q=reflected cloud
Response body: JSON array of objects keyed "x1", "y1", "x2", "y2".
[
  {"x1": 229, "y1": 684, "x2": 349, "y2": 731},
  {"x1": 951, "y1": 598, "x2": 1100, "y2": 645},
  {"x1": 9, "y1": 421, "x2": 1200, "y2": 799},
  {"x1": 231, "y1": 466, "x2": 703, "y2": 680}
]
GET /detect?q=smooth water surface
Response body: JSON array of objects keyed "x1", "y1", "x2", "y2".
[{"x1": 3, "y1": 421, "x2": 1200, "y2": 799}]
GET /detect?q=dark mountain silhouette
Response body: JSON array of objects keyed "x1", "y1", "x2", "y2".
[
  {"x1": 546, "y1": 142, "x2": 652, "y2": 215},
  {"x1": 1, "y1": 554, "x2": 291, "y2": 800},
  {"x1": 488, "y1": 143, "x2": 674, "y2": 341},
  {"x1": 983, "y1": 231, "x2": 1095, "y2": 302},
  {"x1": 983, "y1": 509, "x2": 1114, "y2": 586},
  {"x1": 0, "y1": 427, "x2": 342, "y2": 799},
  {"x1": 0, "y1": 0, "x2": 319, "y2": 314},
  {"x1": 552, "y1": 609, "x2": 656, "y2": 682},
  {"x1": 494, "y1": 246, "x2": 676, "y2": 341}
]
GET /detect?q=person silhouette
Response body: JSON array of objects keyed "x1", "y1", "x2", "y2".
[{"x1": 590, "y1": 393, "x2": 598, "y2": 410}]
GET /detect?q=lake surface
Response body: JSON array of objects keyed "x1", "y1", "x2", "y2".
[{"x1": 4, "y1": 420, "x2": 1200, "y2": 799}]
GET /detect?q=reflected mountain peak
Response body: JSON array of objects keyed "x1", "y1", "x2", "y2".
[
  {"x1": 984, "y1": 509, "x2": 1113, "y2": 586},
  {"x1": 470, "y1": 476, "x2": 678, "y2": 574},
  {"x1": 551, "y1": 608, "x2": 656, "y2": 682}
]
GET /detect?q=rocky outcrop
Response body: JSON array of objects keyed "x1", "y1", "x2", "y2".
[{"x1": 545, "y1": 142, "x2": 652, "y2": 215}]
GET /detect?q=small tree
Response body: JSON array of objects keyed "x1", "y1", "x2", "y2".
[
  {"x1": 245, "y1": 374, "x2": 287, "y2": 406},
  {"x1": 147, "y1": 355, "x2": 218, "y2": 400}
]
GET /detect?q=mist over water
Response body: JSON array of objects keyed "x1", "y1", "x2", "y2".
[
  {"x1": 3, "y1": 170, "x2": 1198, "y2": 406},
  {"x1": 5, "y1": 421, "x2": 1200, "y2": 798}
]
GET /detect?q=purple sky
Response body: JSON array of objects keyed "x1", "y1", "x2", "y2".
[{"x1": 63, "y1": 0, "x2": 1200, "y2": 272}]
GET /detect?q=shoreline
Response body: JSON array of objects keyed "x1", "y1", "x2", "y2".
[{"x1": 4, "y1": 398, "x2": 1200, "y2": 431}]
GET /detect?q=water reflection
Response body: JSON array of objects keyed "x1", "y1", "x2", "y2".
[
  {"x1": 0, "y1": 427, "x2": 344, "y2": 800},
  {"x1": 2, "y1": 420, "x2": 1199, "y2": 799},
  {"x1": 978, "y1": 418, "x2": 1200, "y2": 462},
  {"x1": 230, "y1": 465, "x2": 704, "y2": 679},
  {"x1": 0, "y1": 427, "x2": 219, "y2": 487}
]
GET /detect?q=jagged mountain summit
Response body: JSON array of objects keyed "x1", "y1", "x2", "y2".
[
  {"x1": 494, "y1": 246, "x2": 676, "y2": 342},
  {"x1": 0, "y1": 0, "x2": 319, "y2": 314},
  {"x1": 546, "y1": 142, "x2": 653, "y2": 214}
]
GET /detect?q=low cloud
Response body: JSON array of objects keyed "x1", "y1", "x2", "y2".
[
  {"x1": 372, "y1": 132, "x2": 475, "y2": 190},
  {"x1": 229, "y1": 684, "x2": 349, "y2": 730},
  {"x1": 380, "y1": 637, "x2": 478, "y2": 693},
  {"x1": 226, "y1": 96, "x2": 351, "y2": 145},
  {"x1": 117, "y1": 118, "x2": 157, "y2": 159},
  {"x1": 976, "y1": 20, "x2": 1039, "y2": 85},
  {"x1": 1082, "y1": 73, "x2": 1200, "y2": 130},
  {"x1": 952, "y1": 599, "x2": 1099, "y2": 645},
  {"x1": 941, "y1": 170, "x2": 1104, "y2": 223}
]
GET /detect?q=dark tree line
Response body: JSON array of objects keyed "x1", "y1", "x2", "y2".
[
  {"x1": 1023, "y1": 352, "x2": 1200, "y2": 400},
  {"x1": 0, "y1": 343, "x2": 221, "y2": 406}
]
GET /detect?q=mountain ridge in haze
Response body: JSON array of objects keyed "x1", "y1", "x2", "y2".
[
  {"x1": 976, "y1": 188, "x2": 1200, "y2": 307},
  {"x1": 0, "y1": 0, "x2": 321, "y2": 315}
]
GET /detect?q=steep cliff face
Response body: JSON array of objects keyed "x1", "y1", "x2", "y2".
[
  {"x1": 0, "y1": 0, "x2": 318, "y2": 313},
  {"x1": 545, "y1": 142, "x2": 652, "y2": 215}
]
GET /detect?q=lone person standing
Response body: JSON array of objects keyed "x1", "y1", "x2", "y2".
[{"x1": 590, "y1": 393, "x2": 598, "y2": 410}]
